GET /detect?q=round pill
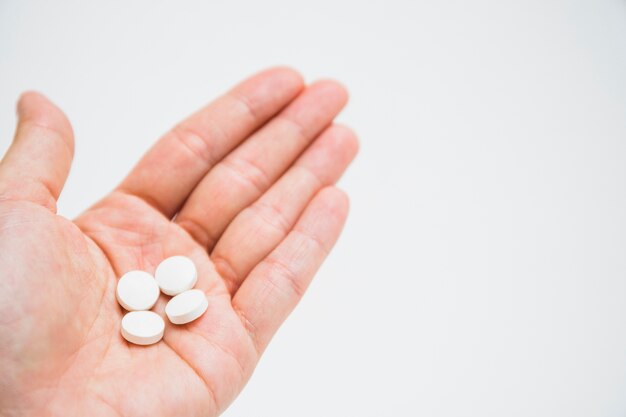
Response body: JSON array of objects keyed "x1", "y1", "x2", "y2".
[
  {"x1": 165, "y1": 289, "x2": 208, "y2": 325},
  {"x1": 121, "y1": 311, "x2": 165, "y2": 345},
  {"x1": 155, "y1": 255, "x2": 198, "y2": 296},
  {"x1": 116, "y1": 270, "x2": 160, "y2": 311}
]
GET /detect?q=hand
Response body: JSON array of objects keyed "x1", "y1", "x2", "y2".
[{"x1": 0, "y1": 68, "x2": 358, "y2": 416}]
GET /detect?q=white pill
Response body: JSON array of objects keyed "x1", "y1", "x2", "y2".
[
  {"x1": 121, "y1": 311, "x2": 165, "y2": 345},
  {"x1": 165, "y1": 289, "x2": 208, "y2": 325},
  {"x1": 116, "y1": 270, "x2": 160, "y2": 311},
  {"x1": 155, "y1": 255, "x2": 198, "y2": 296}
]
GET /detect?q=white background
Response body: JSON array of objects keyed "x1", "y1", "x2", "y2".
[{"x1": 1, "y1": 1, "x2": 626, "y2": 415}]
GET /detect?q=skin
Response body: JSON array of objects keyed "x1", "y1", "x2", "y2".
[{"x1": 0, "y1": 67, "x2": 358, "y2": 417}]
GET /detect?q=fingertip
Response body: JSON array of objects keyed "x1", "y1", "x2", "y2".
[
  {"x1": 334, "y1": 187, "x2": 350, "y2": 214},
  {"x1": 294, "y1": 124, "x2": 359, "y2": 185},
  {"x1": 310, "y1": 79, "x2": 349, "y2": 106},
  {"x1": 328, "y1": 124, "x2": 359, "y2": 160},
  {"x1": 317, "y1": 186, "x2": 350, "y2": 219},
  {"x1": 263, "y1": 66, "x2": 305, "y2": 88},
  {"x1": 231, "y1": 67, "x2": 306, "y2": 122},
  {"x1": 280, "y1": 79, "x2": 348, "y2": 123},
  {"x1": 16, "y1": 91, "x2": 43, "y2": 119},
  {"x1": 16, "y1": 91, "x2": 74, "y2": 147},
  {"x1": 249, "y1": 66, "x2": 305, "y2": 95}
]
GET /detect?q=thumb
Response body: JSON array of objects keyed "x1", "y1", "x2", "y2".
[{"x1": 0, "y1": 92, "x2": 74, "y2": 212}]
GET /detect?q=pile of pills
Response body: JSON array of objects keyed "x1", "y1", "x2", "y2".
[{"x1": 116, "y1": 255, "x2": 209, "y2": 345}]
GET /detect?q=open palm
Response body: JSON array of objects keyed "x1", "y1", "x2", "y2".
[{"x1": 0, "y1": 68, "x2": 358, "y2": 416}]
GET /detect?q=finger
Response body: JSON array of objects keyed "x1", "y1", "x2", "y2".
[
  {"x1": 117, "y1": 67, "x2": 304, "y2": 217},
  {"x1": 212, "y1": 124, "x2": 358, "y2": 294},
  {"x1": 175, "y1": 80, "x2": 348, "y2": 250},
  {"x1": 231, "y1": 187, "x2": 349, "y2": 354},
  {"x1": 0, "y1": 92, "x2": 74, "y2": 212}
]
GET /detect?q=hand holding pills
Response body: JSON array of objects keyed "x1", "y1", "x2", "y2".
[
  {"x1": 0, "y1": 68, "x2": 356, "y2": 416},
  {"x1": 117, "y1": 256, "x2": 208, "y2": 345}
]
